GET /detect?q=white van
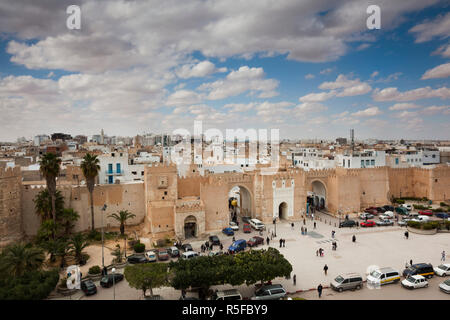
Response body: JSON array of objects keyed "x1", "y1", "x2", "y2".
[
  {"x1": 249, "y1": 219, "x2": 265, "y2": 231},
  {"x1": 401, "y1": 204, "x2": 413, "y2": 211},
  {"x1": 367, "y1": 267, "x2": 401, "y2": 287},
  {"x1": 381, "y1": 211, "x2": 394, "y2": 218},
  {"x1": 412, "y1": 215, "x2": 430, "y2": 222},
  {"x1": 180, "y1": 251, "x2": 199, "y2": 259}
]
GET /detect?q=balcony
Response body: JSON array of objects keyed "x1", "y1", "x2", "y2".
[{"x1": 105, "y1": 169, "x2": 123, "y2": 176}]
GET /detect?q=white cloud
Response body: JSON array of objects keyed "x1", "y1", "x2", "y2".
[
  {"x1": 409, "y1": 12, "x2": 450, "y2": 43},
  {"x1": 352, "y1": 106, "x2": 382, "y2": 117},
  {"x1": 421, "y1": 105, "x2": 450, "y2": 115},
  {"x1": 298, "y1": 91, "x2": 336, "y2": 103},
  {"x1": 336, "y1": 83, "x2": 371, "y2": 97},
  {"x1": 176, "y1": 61, "x2": 227, "y2": 79},
  {"x1": 372, "y1": 86, "x2": 450, "y2": 101},
  {"x1": 320, "y1": 68, "x2": 334, "y2": 75},
  {"x1": 319, "y1": 74, "x2": 372, "y2": 97},
  {"x1": 421, "y1": 63, "x2": 450, "y2": 80},
  {"x1": 166, "y1": 90, "x2": 202, "y2": 106},
  {"x1": 199, "y1": 66, "x2": 279, "y2": 100},
  {"x1": 356, "y1": 43, "x2": 371, "y2": 51},
  {"x1": 432, "y1": 44, "x2": 450, "y2": 58},
  {"x1": 389, "y1": 103, "x2": 422, "y2": 111},
  {"x1": 223, "y1": 103, "x2": 255, "y2": 113},
  {"x1": 370, "y1": 71, "x2": 379, "y2": 78},
  {"x1": 305, "y1": 73, "x2": 315, "y2": 79},
  {"x1": 295, "y1": 102, "x2": 328, "y2": 114}
]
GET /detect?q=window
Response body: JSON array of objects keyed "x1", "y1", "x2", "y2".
[
  {"x1": 371, "y1": 160, "x2": 375, "y2": 166},
  {"x1": 361, "y1": 160, "x2": 364, "y2": 168},
  {"x1": 343, "y1": 160, "x2": 345, "y2": 167},
  {"x1": 164, "y1": 191, "x2": 167, "y2": 195},
  {"x1": 366, "y1": 160, "x2": 370, "y2": 165},
  {"x1": 395, "y1": 158, "x2": 399, "y2": 165}
]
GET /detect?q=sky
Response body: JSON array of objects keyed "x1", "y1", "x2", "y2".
[{"x1": 0, "y1": 0, "x2": 449, "y2": 142}]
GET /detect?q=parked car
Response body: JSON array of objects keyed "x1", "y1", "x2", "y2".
[
  {"x1": 398, "y1": 219, "x2": 408, "y2": 227},
  {"x1": 383, "y1": 205, "x2": 394, "y2": 211},
  {"x1": 80, "y1": 280, "x2": 97, "y2": 296},
  {"x1": 367, "y1": 267, "x2": 400, "y2": 287},
  {"x1": 144, "y1": 250, "x2": 157, "y2": 262},
  {"x1": 401, "y1": 204, "x2": 413, "y2": 211},
  {"x1": 181, "y1": 244, "x2": 193, "y2": 252},
  {"x1": 403, "y1": 263, "x2": 434, "y2": 279},
  {"x1": 376, "y1": 207, "x2": 386, "y2": 213},
  {"x1": 211, "y1": 289, "x2": 242, "y2": 300},
  {"x1": 251, "y1": 284, "x2": 286, "y2": 300},
  {"x1": 339, "y1": 220, "x2": 356, "y2": 228},
  {"x1": 411, "y1": 215, "x2": 430, "y2": 223},
  {"x1": 229, "y1": 221, "x2": 239, "y2": 231},
  {"x1": 395, "y1": 207, "x2": 408, "y2": 215},
  {"x1": 330, "y1": 273, "x2": 363, "y2": 292},
  {"x1": 128, "y1": 254, "x2": 150, "y2": 264},
  {"x1": 435, "y1": 212, "x2": 449, "y2": 219},
  {"x1": 249, "y1": 218, "x2": 265, "y2": 230},
  {"x1": 222, "y1": 227, "x2": 234, "y2": 236},
  {"x1": 228, "y1": 239, "x2": 247, "y2": 253},
  {"x1": 100, "y1": 273, "x2": 124, "y2": 288},
  {"x1": 418, "y1": 210, "x2": 433, "y2": 216},
  {"x1": 180, "y1": 251, "x2": 199, "y2": 259},
  {"x1": 243, "y1": 223, "x2": 252, "y2": 233},
  {"x1": 365, "y1": 206, "x2": 377, "y2": 212},
  {"x1": 157, "y1": 249, "x2": 170, "y2": 261},
  {"x1": 434, "y1": 264, "x2": 450, "y2": 277},
  {"x1": 241, "y1": 216, "x2": 252, "y2": 224},
  {"x1": 209, "y1": 235, "x2": 221, "y2": 246},
  {"x1": 167, "y1": 246, "x2": 180, "y2": 258},
  {"x1": 359, "y1": 212, "x2": 374, "y2": 220},
  {"x1": 380, "y1": 211, "x2": 394, "y2": 218},
  {"x1": 376, "y1": 219, "x2": 394, "y2": 226},
  {"x1": 439, "y1": 279, "x2": 450, "y2": 294},
  {"x1": 208, "y1": 250, "x2": 223, "y2": 257},
  {"x1": 361, "y1": 220, "x2": 376, "y2": 228},
  {"x1": 401, "y1": 275, "x2": 428, "y2": 289},
  {"x1": 364, "y1": 209, "x2": 378, "y2": 215},
  {"x1": 247, "y1": 236, "x2": 264, "y2": 247}
]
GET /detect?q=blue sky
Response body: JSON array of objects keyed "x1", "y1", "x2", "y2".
[{"x1": 0, "y1": 0, "x2": 449, "y2": 141}]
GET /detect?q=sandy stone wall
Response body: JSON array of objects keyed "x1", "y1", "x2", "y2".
[{"x1": 0, "y1": 167, "x2": 23, "y2": 247}]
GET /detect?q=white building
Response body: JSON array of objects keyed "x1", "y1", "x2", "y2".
[
  {"x1": 98, "y1": 152, "x2": 146, "y2": 184},
  {"x1": 336, "y1": 150, "x2": 386, "y2": 169},
  {"x1": 33, "y1": 135, "x2": 50, "y2": 146},
  {"x1": 422, "y1": 149, "x2": 440, "y2": 165}
]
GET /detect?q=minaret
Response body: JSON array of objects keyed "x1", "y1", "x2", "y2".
[{"x1": 101, "y1": 129, "x2": 104, "y2": 144}]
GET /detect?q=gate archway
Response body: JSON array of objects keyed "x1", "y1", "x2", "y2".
[{"x1": 184, "y1": 215, "x2": 197, "y2": 239}]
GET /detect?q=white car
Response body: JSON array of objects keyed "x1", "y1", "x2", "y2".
[
  {"x1": 411, "y1": 215, "x2": 430, "y2": 223},
  {"x1": 439, "y1": 279, "x2": 450, "y2": 294},
  {"x1": 229, "y1": 221, "x2": 239, "y2": 231},
  {"x1": 401, "y1": 204, "x2": 413, "y2": 211},
  {"x1": 145, "y1": 250, "x2": 157, "y2": 262},
  {"x1": 382, "y1": 211, "x2": 394, "y2": 218},
  {"x1": 249, "y1": 218, "x2": 265, "y2": 231},
  {"x1": 401, "y1": 275, "x2": 428, "y2": 289},
  {"x1": 434, "y1": 264, "x2": 450, "y2": 277}
]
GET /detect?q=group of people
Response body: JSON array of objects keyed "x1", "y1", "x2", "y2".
[
  {"x1": 301, "y1": 226, "x2": 308, "y2": 235},
  {"x1": 316, "y1": 248, "x2": 325, "y2": 257},
  {"x1": 279, "y1": 238, "x2": 286, "y2": 247}
]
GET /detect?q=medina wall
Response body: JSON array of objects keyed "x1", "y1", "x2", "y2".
[
  {"x1": 0, "y1": 167, "x2": 23, "y2": 247},
  {"x1": 21, "y1": 182, "x2": 146, "y2": 237}
]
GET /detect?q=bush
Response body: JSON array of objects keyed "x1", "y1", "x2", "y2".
[
  {"x1": 394, "y1": 199, "x2": 405, "y2": 204},
  {"x1": 432, "y1": 207, "x2": 446, "y2": 213},
  {"x1": 0, "y1": 269, "x2": 59, "y2": 300},
  {"x1": 134, "y1": 242, "x2": 145, "y2": 253},
  {"x1": 422, "y1": 222, "x2": 439, "y2": 230},
  {"x1": 413, "y1": 204, "x2": 430, "y2": 210},
  {"x1": 87, "y1": 230, "x2": 102, "y2": 241},
  {"x1": 407, "y1": 221, "x2": 421, "y2": 229},
  {"x1": 88, "y1": 265, "x2": 101, "y2": 275},
  {"x1": 440, "y1": 202, "x2": 449, "y2": 207}
]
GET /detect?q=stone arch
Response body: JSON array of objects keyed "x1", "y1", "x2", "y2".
[
  {"x1": 184, "y1": 215, "x2": 197, "y2": 239},
  {"x1": 310, "y1": 179, "x2": 327, "y2": 210},
  {"x1": 228, "y1": 184, "x2": 253, "y2": 218},
  {"x1": 278, "y1": 202, "x2": 288, "y2": 220}
]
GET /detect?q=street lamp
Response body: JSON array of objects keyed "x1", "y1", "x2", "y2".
[
  {"x1": 101, "y1": 204, "x2": 107, "y2": 268},
  {"x1": 112, "y1": 267, "x2": 116, "y2": 300}
]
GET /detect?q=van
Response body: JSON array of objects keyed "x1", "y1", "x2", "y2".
[
  {"x1": 249, "y1": 219, "x2": 265, "y2": 230},
  {"x1": 402, "y1": 263, "x2": 434, "y2": 279},
  {"x1": 367, "y1": 267, "x2": 400, "y2": 287},
  {"x1": 228, "y1": 239, "x2": 247, "y2": 253},
  {"x1": 251, "y1": 284, "x2": 286, "y2": 300},
  {"x1": 180, "y1": 251, "x2": 199, "y2": 259},
  {"x1": 381, "y1": 211, "x2": 394, "y2": 218},
  {"x1": 211, "y1": 289, "x2": 242, "y2": 300},
  {"x1": 330, "y1": 273, "x2": 363, "y2": 292},
  {"x1": 411, "y1": 215, "x2": 430, "y2": 222}
]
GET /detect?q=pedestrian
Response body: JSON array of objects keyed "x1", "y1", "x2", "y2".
[
  {"x1": 283, "y1": 239, "x2": 286, "y2": 247},
  {"x1": 316, "y1": 249, "x2": 319, "y2": 257},
  {"x1": 291, "y1": 222, "x2": 294, "y2": 229},
  {"x1": 410, "y1": 259, "x2": 413, "y2": 266},
  {"x1": 303, "y1": 218, "x2": 306, "y2": 225},
  {"x1": 323, "y1": 264, "x2": 328, "y2": 275},
  {"x1": 232, "y1": 236, "x2": 235, "y2": 242},
  {"x1": 220, "y1": 243, "x2": 223, "y2": 251},
  {"x1": 405, "y1": 261, "x2": 409, "y2": 268},
  {"x1": 279, "y1": 238, "x2": 282, "y2": 248},
  {"x1": 352, "y1": 235, "x2": 356, "y2": 243},
  {"x1": 317, "y1": 284, "x2": 323, "y2": 298},
  {"x1": 301, "y1": 226, "x2": 304, "y2": 235},
  {"x1": 305, "y1": 227, "x2": 307, "y2": 234},
  {"x1": 320, "y1": 248, "x2": 324, "y2": 257},
  {"x1": 356, "y1": 221, "x2": 359, "y2": 228},
  {"x1": 314, "y1": 222, "x2": 316, "y2": 229},
  {"x1": 442, "y1": 251, "x2": 446, "y2": 261},
  {"x1": 266, "y1": 236, "x2": 270, "y2": 245},
  {"x1": 405, "y1": 231, "x2": 409, "y2": 239},
  {"x1": 181, "y1": 289, "x2": 186, "y2": 299},
  {"x1": 201, "y1": 244, "x2": 204, "y2": 252},
  {"x1": 293, "y1": 274, "x2": 296, "y2": 286},
  {"x1": 331, "y1": 230, "x2": 335, "y2": 238}
]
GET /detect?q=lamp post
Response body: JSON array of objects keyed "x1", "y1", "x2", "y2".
[
  {"x1": 101, "y1": 204, "x2": 107, "y2": 268},
  {"x1": 112, "y1": 267, "x2": 116, "y2": 300}
]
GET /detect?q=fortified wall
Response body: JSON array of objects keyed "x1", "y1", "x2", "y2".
[{"x1": 0, "y1": 167, "x2": 23, "y2": 246}]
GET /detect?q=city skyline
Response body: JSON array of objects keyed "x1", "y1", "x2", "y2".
[{"x1": 0, "y1": 1, "x2": 449, "y2": 142}]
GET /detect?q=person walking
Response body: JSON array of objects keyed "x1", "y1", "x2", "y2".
[
  {"x1": 410, "y1": 259, "x2": 413, "y2": 266},
  {"x1": 316, "y1": 249, "x2": 319, "y2": 257},
  {"x1": 405, "y1": 231, "x2": 409, "y2": 239},
  {"x1": 317, "y1": 284, "x2": 323, "y2": 298},
  {"x1": 232, "y1": 236, "x2": 236, "y2": 242},
  {"x1": 266, "y1": 236, "x2": 270, "y2": 246},
  {"x1": 323, "y1": 264, "x2": 328, "y2": 275},
  {"x1": 301, "y1": 226, "x2": 304, "y2": 235},
  {"x1": 293, "y1": 274, "x2": 296, "y2": 286},
  {"x1": 303, "y1": 218, "x2": 306, "y2": 225},
  {"x1": 305, "y1": 227, "x2": 307, "y2": 234},
  {"x1": 331, "y1": 230, "x2": 335, "y2": 238},
  {"x1": 314, "y1": 222, "x2": 316, "y2": 229},
  {"x1": 442, "y1": 250, "x2": 446, "y2": 261},
  {"x1": 279, "y1": 238, "x2": 282, "y2": 248},
  {"x1": 291, "y1": 222, "x2": 294, "y2": 229},
  {"x1": 220, "y1": 243, "x2": 223, "y2": 251},
  {"x1": 352, "y1": 235, "x2": 356, "y2": 243}
]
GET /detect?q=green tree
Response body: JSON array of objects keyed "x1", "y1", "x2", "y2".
[
  {"x1": 108, "y1": 210, "x2": 136, "y2": 236},
  {"x1": 33, "y1": 189, "x2": 64, "y2": 222},
  {"x1": 57, "y1": 208, "x2": 80, "y2": 237},
  {"x1": 0, "y1": 243, "x2": 45, "y2": 277},
  {"x1": 36, "y1": 219, "x2": 59, "y2": 244},
  {"x1": 111, "y1": 244, "x2": 124, "y2": 263},
  {"x1": 55, "y1": 240, "x2": 71, "y2": 269},
  {"x1": 39, "y1": 152, "x2": 61, "y2": 235},
  {"x1": 234, "y1": 248, "x2": 292, "y2": 285},
  {"x1": 124, "y1": 263, "x2": 168, "y2": 297},
  {"x1": 68, "y1": 233, "x2": 89, "y2": 265},
  {"x1": 80, "y1": 153, "x2": 100, "y2": 231}
]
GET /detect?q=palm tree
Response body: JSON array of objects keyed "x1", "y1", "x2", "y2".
[
  {"x1": 81, "y1": 153, "x2": 100, "y2": 231},
  {"x1": 55, "y1": 240, "x2": 71, "y2": 269},
  {"x1": 0, "y1": 243, "x2": 45, "y2": 277},
  {"x1": 39, "y1": 153, "x2": 61, "y2": 236},
  {"x1": 108, "y1": 210, "x2": 136, "y2": 236},
  {"x1": 33, "y1": 189, "x2": 64, "y2": 222},
  {"x1": 68, "y1": 233, "x2": 89, "y2": 265},
  {"x1": 57, "y1": 208, "x2": 80, "y2": 237}
]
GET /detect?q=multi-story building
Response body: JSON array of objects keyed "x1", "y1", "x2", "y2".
[{"x1": 336, "y1": 150, "x2": 386, "y2": 169}]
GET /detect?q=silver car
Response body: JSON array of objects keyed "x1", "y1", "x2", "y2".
[
  {"x1": 330, "y1": 273, "x2": 363, "y2": 292},
  {"x1": 251, "y1": 284, "x2": 286, "y2": 300}
]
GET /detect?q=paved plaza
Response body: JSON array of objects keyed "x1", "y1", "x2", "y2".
[{"x1": 53, "y1": 212, "x2": 450, "y2": 300}]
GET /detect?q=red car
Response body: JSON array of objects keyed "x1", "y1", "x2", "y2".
[
  {"x1": 418, "y1": 210, "x2": 433, "y2": 216},
  {"x1": 247, "y1": 236, "x2": 264, "y2": 247},
  {"x1": 243, "y1": 223, "x2": 252, "y2": 233},
  {"x1": 361, "y1": 220, "x2": 376, "y2": 227}
]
